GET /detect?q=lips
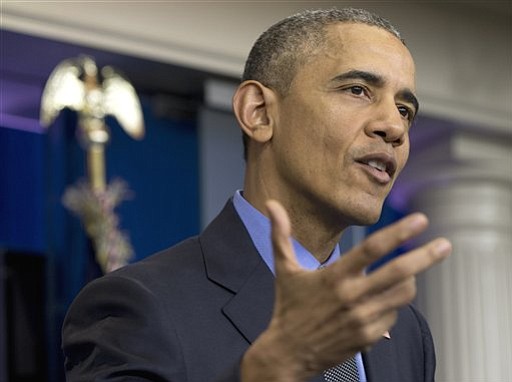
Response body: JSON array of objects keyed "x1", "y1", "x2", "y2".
[{"x1": 355, "y1": 153, "x2": 397, "y2": 184}]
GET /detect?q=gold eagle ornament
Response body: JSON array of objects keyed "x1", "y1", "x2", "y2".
[
  {"x1": 40, "y1": 56, "x2": 144, "y2": 273},
  {"x1": 40, "y1": 55, "x2": 144, "y2": 191}
]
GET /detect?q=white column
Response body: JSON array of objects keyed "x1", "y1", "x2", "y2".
[{"x1": 391, "y1": 126, "x2": 512, "y2": 382}]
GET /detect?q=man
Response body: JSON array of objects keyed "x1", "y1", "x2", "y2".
[{"x1": 62, "y1": 8, "x2": 451, "y2": 382}]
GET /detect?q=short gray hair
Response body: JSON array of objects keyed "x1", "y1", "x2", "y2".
[{"x1": 242, "y1": 8, "x2": 404, "y2": 95}]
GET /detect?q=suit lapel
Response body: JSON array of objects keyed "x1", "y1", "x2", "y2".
[
  {"x1": 363, "y1": 336, "x2": 398, "y2": 382},
  {"x1": 222, "y1": 261, "x2": 275, "y2": 342},
  {"x1": 200, "y1": 199, "x2": 275, "y2": 343}
]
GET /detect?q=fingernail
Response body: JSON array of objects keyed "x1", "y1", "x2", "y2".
[
  {"x1": 409, "y1": 213, "x2": 428, "y2": 230},
  {"x1": 435, "y1": 239, "x2": 452, "y2": 256}
]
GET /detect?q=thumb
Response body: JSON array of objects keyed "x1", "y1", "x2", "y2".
[{"x1": 266, "y1": 199, "x2": 300, "y2": 276}]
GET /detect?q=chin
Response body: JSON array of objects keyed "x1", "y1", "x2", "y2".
[
  {"x1": 344, "y1": 202, "x2": 383, "y2": 227},
  {"x1": 357, "y1": 212, "x2": 381, "y2": 226},
  {"x1": 320, "y1": 193, "x2": 385, "y2": 228}
]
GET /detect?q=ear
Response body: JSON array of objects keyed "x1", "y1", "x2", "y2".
[{"x1": 232, "y1": 80, "x2": 277, "y2": 144}]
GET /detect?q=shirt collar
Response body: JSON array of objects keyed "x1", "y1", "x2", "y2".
[{"x1": 233, "y1": 190, "x2": 340, "y2": 275}]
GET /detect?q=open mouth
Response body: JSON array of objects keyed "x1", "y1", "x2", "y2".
[
  {"x1": 355, "y1": 154, "x2": 397, "y2": 184},
  {"x1": 367, "y1": 159, "x2": 388, "y2": 173}
]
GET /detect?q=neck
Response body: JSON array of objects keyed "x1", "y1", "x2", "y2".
[
  {"x1": 282, "y1": 197, "x2": 346, "y2": 263},
  {"x1": 243, "y1": 166, "x2": 346, "y2": 263}
]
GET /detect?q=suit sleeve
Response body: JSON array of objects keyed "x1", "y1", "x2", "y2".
[{"x1": 62, "y1": 275, "x2": 187, "y2": 381}]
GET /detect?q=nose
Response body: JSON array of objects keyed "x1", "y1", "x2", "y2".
[{"x1": 365, "y1": 100, "x2": 407, "y2": 146}]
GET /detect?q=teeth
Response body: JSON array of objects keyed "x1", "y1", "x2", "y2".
[{"x1": 367, "y1": 160, "x2": 386, "y2": 172}]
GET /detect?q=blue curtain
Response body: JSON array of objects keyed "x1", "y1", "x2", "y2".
[{"x1": 0, "y1": 97, "x2": 199, "y2": 381}]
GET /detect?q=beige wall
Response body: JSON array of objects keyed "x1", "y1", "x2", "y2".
[{"x1": 2, "y1": 1, "x2": 511, "y2": 132}]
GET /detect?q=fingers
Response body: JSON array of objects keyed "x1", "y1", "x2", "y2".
[
  {"x1": 266, "y1": 199, "x2": 300, "y2": 275},
  {"x1": 346, "y1": 277, "x2": 416, "y2": 326},
  {"x1": 325, "y1": 280, "x2": 413, "y2": 352},
  {"x1": 329, "y1": 213, "x2": 450, "y2": 310},
  {"x1": 358, "y1": 310, "x2": 398, "y2": 349},
  {"x1": 363, "y1": 237, "x2": 451, "y2": 295},
  {"x1": 339, "y1": 213, "x2": 430, "y2": 274}
]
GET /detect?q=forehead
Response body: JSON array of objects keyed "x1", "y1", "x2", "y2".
[{"x1": 297, "y1": 23, "x2": 416, "y2": 90}]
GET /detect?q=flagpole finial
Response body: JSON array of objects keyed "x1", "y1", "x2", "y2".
[{"x1": 41, "y1": 55, "x2": 143, "y2": 272}]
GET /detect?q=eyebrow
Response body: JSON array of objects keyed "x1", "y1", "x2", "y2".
[
  {"x1": 331, "y1": 70, "x2": 384, "y2": 86},
  {"x1": 331, "y1": 69, "x2": 420, "y2": 115}
]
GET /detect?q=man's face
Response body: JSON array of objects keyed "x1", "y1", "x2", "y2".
[{"x1": 269, "y1": 23, "x2": 417, "y2": 226}]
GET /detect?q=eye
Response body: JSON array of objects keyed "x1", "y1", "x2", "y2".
[
  {"x1": 348, "y1": 86, "x2": 365, "y2": 96},
  {"x1": 397, "y1": 105, "x2": 413, "y2": 120}
]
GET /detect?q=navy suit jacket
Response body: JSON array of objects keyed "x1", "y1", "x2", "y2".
[{"x1": 62, "y1": 200, "x2": 436, "y2": 381}]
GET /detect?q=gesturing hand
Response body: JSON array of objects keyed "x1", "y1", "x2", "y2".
[{"x1": 242, "y1": 200, "x2": 451, "y2": 382}]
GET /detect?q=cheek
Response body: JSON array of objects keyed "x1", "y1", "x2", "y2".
[
  {"x1": 321, "y1": 133, "x2": 347, "y2": 166},
  {"x1": 396, "y1": 140, "x2": 410, "y2": 174},
  {"x1": 321, "y1": 115, "x2": 356, "y2": 158}
]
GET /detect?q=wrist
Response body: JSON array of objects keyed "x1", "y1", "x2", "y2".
[{"x1": 240, "y1": 327, "x2": 310, "y2": 382}]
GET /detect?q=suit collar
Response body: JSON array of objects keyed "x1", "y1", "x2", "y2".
[{"x1": 199, "y1": 199, "x2": 275, "y2": 343}]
